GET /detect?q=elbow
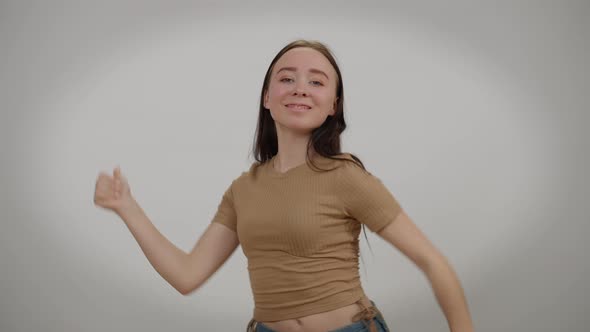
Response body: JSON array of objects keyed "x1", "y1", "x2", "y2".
[
  {"x1": 177, "y1": 280, "x2": 201, "y2": 296},
  {"x1": 421, "y1": 252, "x2": 450, "y2": 274},
  {"x1": 177, "y1": 286, "x2": 191, "y2": 296},
  {"x1": 175, "y1": 264, "x2": 199, "y2": 295},
  {"x1": 176, "y1": 282, "x2": 193, "y2": 295}
]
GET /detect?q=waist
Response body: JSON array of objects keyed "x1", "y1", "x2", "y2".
[
  {"x1": 253, "y1": 285, "x2": 364, "y2": 321},
  {"x1": 260, "y1": 302, "x2": 361, "y2": 332}
]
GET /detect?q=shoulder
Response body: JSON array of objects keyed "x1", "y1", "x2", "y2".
[
  {"x1": 311, "y1": 152, "x2": 373, "y2": 187},
  {"x1": 330, "y1": 152, "x2": 369, "y2": 174},
  {"x1": 231, "y1": 160, "x2": 265, "y2": 185},
  {"x1": 314, "y1": 152, "x2": 358, "y2": 166},
  {"x1": 333, "y1": 153, "x2": 388, "y2": 194}
]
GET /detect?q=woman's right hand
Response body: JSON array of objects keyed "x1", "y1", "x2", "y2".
[{"x1": 94, "y1": 166, "x2": 134, "y2": 214}]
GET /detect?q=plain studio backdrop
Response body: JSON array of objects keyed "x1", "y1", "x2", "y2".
[{"x1": 1, "y1": 1, "x2": 588, "y2": 331}]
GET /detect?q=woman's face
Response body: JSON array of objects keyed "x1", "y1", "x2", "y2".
[{"x1": 264, "y1": 47, "x2": 338, "y2": 135}]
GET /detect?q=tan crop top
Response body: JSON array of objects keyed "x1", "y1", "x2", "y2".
[{"x1": 210, "y1": 153, "x2": 403, "y2": 321}]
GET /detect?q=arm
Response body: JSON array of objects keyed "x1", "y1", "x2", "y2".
[
  {"x1": 377, "y1": 211, "x2": 475, "y2": 332},
  {"x1": 95, "y1": 166, "x2": 240, "y2": 295},
  {"x1": 183, "y1": 221, "x2": 239, "y2": 294},
  {"x1": 117, "y1": 200, "x2": 239, "y2": 295}
]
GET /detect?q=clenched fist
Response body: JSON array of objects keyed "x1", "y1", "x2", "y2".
[{"x1": 94, "y1": 166, "x2": 134, "y2": 214}]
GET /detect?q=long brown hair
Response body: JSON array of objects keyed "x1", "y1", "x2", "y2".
[{"x1": 251, "y1": 39, "x2": 376, "y2": 264}]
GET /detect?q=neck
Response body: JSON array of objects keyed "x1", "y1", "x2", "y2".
[{"x1": 273, "y1": 124, "x2": 316, "y2": 173}]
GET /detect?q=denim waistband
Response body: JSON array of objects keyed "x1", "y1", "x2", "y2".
[{"x1": 246, "y1": 295, "x2": 384, "y2": 332}]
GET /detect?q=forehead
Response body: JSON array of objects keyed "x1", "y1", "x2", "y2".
[{"x1": 273, "y1": 47, "x2": 336, "y2": 78}]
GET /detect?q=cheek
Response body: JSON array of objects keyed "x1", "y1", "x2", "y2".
[
  {"x1": 316, "y1": 93, "x2": 336, "y2": 107},
  {"x1": 266, "y1": 87, "x2": 288, "y2": 109},
  {"x1": 270, "y1": 85, "x2": 290, "y2": 99}
]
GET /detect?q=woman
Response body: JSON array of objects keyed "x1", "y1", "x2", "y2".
[{"x1": 94, "y1": 40, "x2": 474, "y2": 332}]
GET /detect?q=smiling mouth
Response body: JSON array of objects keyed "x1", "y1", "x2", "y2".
[{"x1": 285, "y1": 104, "x2": 312, "y2": 111}]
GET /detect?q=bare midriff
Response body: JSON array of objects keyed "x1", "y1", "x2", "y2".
[{"x1": 260, "y1": 302, "x2": 363, "y2": 332}]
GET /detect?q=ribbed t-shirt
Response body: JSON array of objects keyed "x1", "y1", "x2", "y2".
[{"x1": 210, "y1": 153, "x2": 403, "y2": 321}]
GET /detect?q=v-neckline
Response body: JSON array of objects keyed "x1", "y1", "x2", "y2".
[{"x1": 267, "y1": 155, "x2": 311, "y2": 178}]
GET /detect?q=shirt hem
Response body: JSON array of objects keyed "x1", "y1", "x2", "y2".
[{"x1": 253, "y1": 288, "x2": 366, "y2": 322}]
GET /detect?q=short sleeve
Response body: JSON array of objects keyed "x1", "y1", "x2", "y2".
[
  {"x1": 337, "y1": 160, "x2": 403, "y2": 233},
  {"x1": 210, "y1": 180, "x2": 238, "y2": 233}
]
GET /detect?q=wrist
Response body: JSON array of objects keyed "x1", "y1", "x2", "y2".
[{"x1": 115, "y1": 197, "x2": 140, "y2": 219}]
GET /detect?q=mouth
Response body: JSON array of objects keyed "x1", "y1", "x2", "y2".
[{"x1": 285, "y1": 104, "x2": 312, "y2": 112}]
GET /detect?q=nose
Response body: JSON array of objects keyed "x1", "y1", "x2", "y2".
[{"x1": 292, "y1": 81, "x2": 308, "y2": 97}]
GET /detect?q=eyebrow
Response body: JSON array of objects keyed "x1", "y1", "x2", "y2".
[{"x1": 275, "y1": 67, "x2": 329, "y2": 80}]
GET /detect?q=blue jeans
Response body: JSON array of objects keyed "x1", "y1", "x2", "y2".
[{"x1": 250, "y1": 301, "x2": 390, "y2": 332}]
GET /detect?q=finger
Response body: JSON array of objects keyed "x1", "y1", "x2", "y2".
[
  {"x1": 97, "y1": 173, "x2": 108, "y2": 184},
  {"x1": 114, "y1": 165, "x2": 121, "y2": 179},
  {"x1": 114, "y1": 177, "x2": 120, "y2": 196},
  {"x1": 114, "y1": 177, "x2": 121, "y2": 197}
]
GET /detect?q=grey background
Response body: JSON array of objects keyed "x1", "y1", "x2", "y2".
[{"x1": 1, "y1": 0, "x2": 588, "y2": 331}]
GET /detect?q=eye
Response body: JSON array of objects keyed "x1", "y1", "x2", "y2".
[
  {"x1": 311, "y1": 80, "x2": 324, "y2": 86},
  {"x1": 280, "y1": 77, "x2": 294, "y2": 83}
]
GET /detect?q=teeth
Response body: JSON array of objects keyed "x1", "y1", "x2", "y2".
[{"x1": 288, "y1": 104, "x2": 310, "y2": 109}]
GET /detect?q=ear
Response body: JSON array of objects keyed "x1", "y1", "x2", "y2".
[
  {"x1": 263, "y1": 90, "x2": 269, "y2": 109},
  {"x1": 330, "y1": 97, "x2": 339, "y2": 115}
]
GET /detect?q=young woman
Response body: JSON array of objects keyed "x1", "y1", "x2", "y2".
[{"x1": 94, "y1": 40, "x2": 474, "y2": 332}]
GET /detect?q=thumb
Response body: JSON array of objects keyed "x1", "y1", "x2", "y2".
[{"x1": 114, "y1": 165, "x2": 121, "y2": 179}]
